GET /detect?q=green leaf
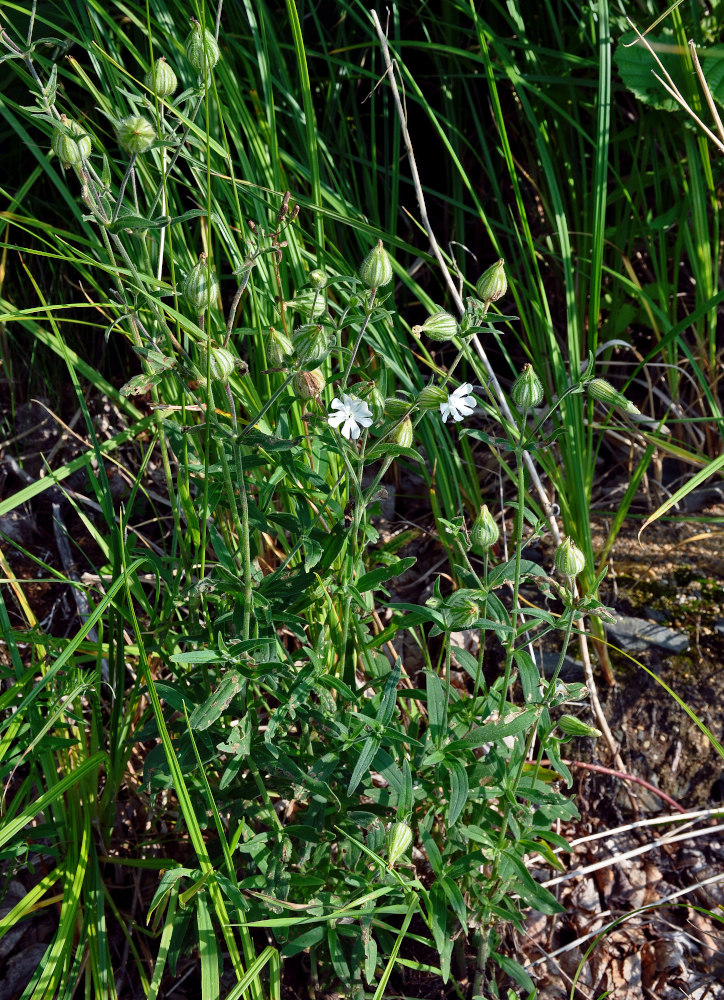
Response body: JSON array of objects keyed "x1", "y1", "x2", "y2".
[
  {"x1": 448, "y1": 708, "x2": 537, "y2": 751},
  {"x1": 500, "y1": 850, "x2": 565, "y2": 915},
  {"x1": 376, "y1": 658, "x2": 402, "y2": 729},
  {"x1": 347, "y1": 736, "x2": 380, "y2": 795},
  {"x1": 447, "y1": 759, "x2": 469, "y2": 828},
  {"x1": 107, "y1": 207, "x2": 208, "y2": 234},
  {"x1": 614, "y1": 31, "x2": 689, "y2": 112},
  {"x1": 188, "y1": 671, "x2": 245, "y2": 731},
  {"x1": 425, "y1": 670, "x2": 445, "y2": 743},
  {"x1": 356, "y1": 556, "x2": 416, "y2": 593},
  {"x1": 491, "y1": 951, "x2": 535, "y2": 993}
]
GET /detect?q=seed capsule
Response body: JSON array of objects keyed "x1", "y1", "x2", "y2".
[
  {"x1": 391, "y1": 416, "x2": 414, "y2": 449},
  {"x1": 266, "y1": 326, "x2": 293, "y2": 368},
  {"x1": 554, "y1": 537, "x2": 586, "y2": 579},
  {"x1": 386, "y1": 821, "x2": 413, "y2": 868},
  {"x1": 512, "y1": 364, "x2": 544, "y2": 410},
  {"x1": 183, "y1": 253, "x2": 220, "y2": 313},
  {"x1": 288, "y1": 289, "x2": 325, "y2": 321},
  {"x1": 471, "y1": 504, "x2": 499, "y2": 553},
  {"x1": 476, "y1": 259, "x2": 507, "y2": 303},
  {"x1": 293, "y1": 368, "x2": 326, "y2": 399},
  {"x1": 116, "y1": 115, "x2": 156, "y2": 155},
  {"x1": 416, "y1": 310, "x2": 459, "y2": 342},
  {"x1": 359, "y1": 240, "x2": 394, "y2": 290},
  {"x1": 417, "y1": 385, "x2": 448, "y2": 410},
  {"x1": 292, "y1": 323, "x2": 333, "y2": 370},
  {"x1": 384, "y1": 397, "x2": 411, "y2": 419},
  {"x1": 144, "y1": 57, "x2": 177, "y2": 98},
  {"x1": 185, "y1": 20, "x2": 220, "y2": 76},
  {"x1": 200, "y1": 346, "x2": 236, "y2": 384},
  {"x1": 51, "y1": 115, "x2": 91, "y2": 167}
]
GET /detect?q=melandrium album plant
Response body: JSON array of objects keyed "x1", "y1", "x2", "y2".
[{"x1": 0, "y1": 4, "x2": 648, "y2": 997}]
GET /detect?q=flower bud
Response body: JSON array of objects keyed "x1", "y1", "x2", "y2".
[
  {"x1": 417, "y1": 384, "x2": 448, "y2": 410},
  {"x1": 144, "y1": 57, "x2": 177, "y2": 97},
  {"x1": 51, "y1": 115, "x2": 92, "y2": 167},
  {"x1": 414, "y1": 310, "x2": 459, "y2": 342},
  {"x1": 359, "y1": 240, "x2": 393, "y2": 289},
  {"x1": 361, "y1": 382, "x2": 385, "y2": 422},
  {"x1": 586, "y1": 378, "x2": 639, "y2": 415},
  {"x1": 308, "y1": 269, "x2": 327, "y2": 290},
  {"x1": 554, "y1": 537, "x2": 586, "y2": 579},
  {"x1": 199, "y1": 346, "x2": 236, "y2": 384},
  {"x1": 476, "y1": 259, "x2": 507, "y2": 303},
  {"x1": 384, "y1": 397, "x2": 411, "y2": 419},
  {"x1": 391, "y1": 416, "x2": 413, "y2": 449},
  {"x1": 116, "y1": 115, "x2": 156, "y2": 155},
  {"x1": 266, "y1": 326, "x2": 293, "y2": 368},
  {"x1": 292, "y1": 323, "x2": 333, "y2": 370},
  {"x1": 293, "y1": 368, "x2": 326, "y2": 399},
  {"x1": 185, "y1": 21, "x2": 220, "y2": 76},
  {"x1": 386, "y1": 821, "x2": 413, "y2": 868},
  {"x1": 557, "y1": 715, "x2": 602, "y2": 738},
  {"x1": 512, "y1": 364, "x2": 544, "y2": 410},
  {"x1": 471, "y1": 504, "x2": 499, "y2": 553},
  {"x1": 460, "y1": 296, "x2": 487, "y2": 335},
  {"x1": 183, "y1": 253, "x2": 220, "y2": 313}
]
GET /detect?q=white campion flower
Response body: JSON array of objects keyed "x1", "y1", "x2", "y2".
[
  {"x1": 440, "y1": 382, "x2": 476, "y2": 423},
  {"x1": 327, "y1": 394, "x2": 373, "y2": 440}
]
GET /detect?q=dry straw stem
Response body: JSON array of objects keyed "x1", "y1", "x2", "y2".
[
  {"x1": 369, "y1": 8, "x2": 622, "y2": 769},
  {"x1": 369, "y1": 9, "x2": 560, "y2": 541},
  {"x1": 625, "y1": 17, "x2": 724, "y2": 154}
]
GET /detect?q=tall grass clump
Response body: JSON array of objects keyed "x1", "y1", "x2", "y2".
[{"x1": 1, "y1": 1, "x2": 722, "y2": 997}]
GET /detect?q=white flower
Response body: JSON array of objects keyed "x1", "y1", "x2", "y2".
[
  {"x1": 327, "y1": 394, "x2": 373, "y2": 440},
  {"x1": 440, "y1": 382, "x2": 476, "y2": 423}
]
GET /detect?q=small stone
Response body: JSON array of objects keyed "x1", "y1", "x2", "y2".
[{"x1": 607, "y1": 614, "x2": 689, "y2": 654}]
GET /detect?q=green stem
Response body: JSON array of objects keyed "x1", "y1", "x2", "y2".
[
  {"x1": 340, "y1": 289, "x2": 377, "y2": 391},
  {"x1": 225, "y1": 383, "x2": 253, "y2": 642},
  {"x1": 238, "y1": 370, "x2": 296, "y2": 439}
]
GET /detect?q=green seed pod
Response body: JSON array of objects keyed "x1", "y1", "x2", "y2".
[
  {"x1": 293, "y1": 368, "x2": 326, "y2": 400},
  {"x1": 512, "y1": 363, "x2": 544, "y2": 410},
  {"x1": 586, "y1": 377, "x2": 639, "y2": 415},
  {"x1": 51, "y1": 114, "x2": 92, "y2": 167},
  {"x1": 183, "y1": 253, "x2": 219, "y2": 313},
  {"x1": 557, "y1": 714, "x2": 602, "y2": 738},
  {"x1": 418, "y1": 384, "x2": 449, "y2": 410},
  {"x1": 359, "y1": 240, "x2": 394, "y2": 289},
  {"x1": 471, "y1": 504, "x2": 499, "y2": 553},
  {"x1": 554, "y1": 537, "x2": 586, "y2": 579},
  {"x1": 185, "y1": 20, "x2": 220, "y2": 76},
  {"x1": 116, "y1": 115, "x2": 156, "y2": 155},
  {"x1": 386, "y1": 821, "x2": 413, "y2": 868},
  {"x1": 200, "y1": 346, "x2": 236, "y2": 384},
  {"x1": 415, "y1": 310, "x2": 459, "y2": 343},
  {"x1": 292, "y1": 323, "x2": 333, "y2": 370},
  {"x1": 266, "y1": 326, "x2": 293, "y2": 368},
  {"x1": 384, "y1": 397, "x2": 411, "y2": 419},
  {"x1": 476, "y1": 258, "x2": 507, "y2": 303},
  {"x1": 144, "y1": 56, "x2": 177, "y2": 98},
  {"x1": 391, "y1": 416, "x2": 414, "y2": 449},
  {"x1": 308, "y1": 269, "x2": 328, "y2": 290}
]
